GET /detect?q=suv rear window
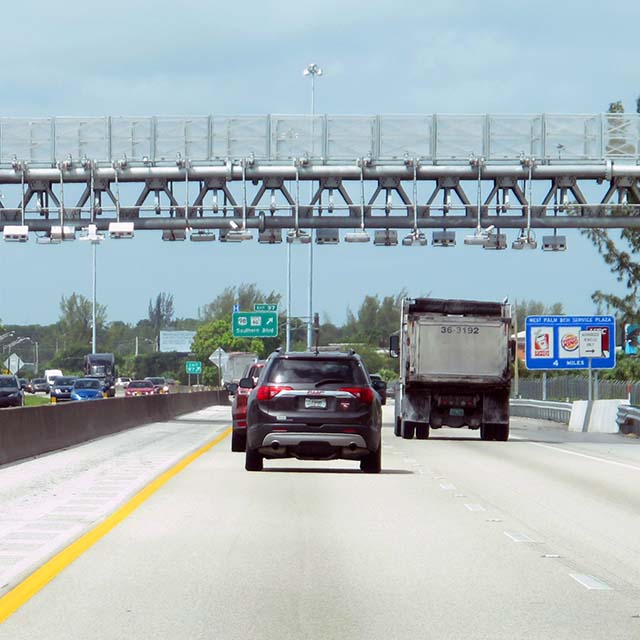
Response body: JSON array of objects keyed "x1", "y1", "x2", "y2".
[
  {"x1": 267, "y1": 358, "x2": 364, "y2": 385},
  {"x1": 0, "y1": 376, "x2": 18, "y2": 388}
]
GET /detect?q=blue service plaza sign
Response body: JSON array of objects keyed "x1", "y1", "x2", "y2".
[{"x1": 525, "y1": 315, "x2": 616, "y2": 371}]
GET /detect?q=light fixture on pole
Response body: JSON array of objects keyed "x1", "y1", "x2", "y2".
[
  {"x1": 80, "y1": 224, "x2": 104, "y2": 353},
  {"x1": 303, "y1": 62, "x2": 323, "y2": 351},
  {"x1": 512, "y1": 157, "x2": 538, "y2": 250}
]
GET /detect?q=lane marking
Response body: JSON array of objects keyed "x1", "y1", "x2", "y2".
[
  {"x1": 504, "y1": 530, "x2": 538, "y2": 543},
  {"x1": 465, "y1": 504, "x2": 486, "y2": 512},
  {"x1": 522, "y1": 441, "x2": 640, "y2": 473},
  {"x1": 0, "y1": 427, "x2": 231, "y2": 625},
  {"x1": 439, "y1": 483, "x2": 456, "y2": 490},
  {"x1": 569, "y1": 573, "x2": 612, "y2": 590}
]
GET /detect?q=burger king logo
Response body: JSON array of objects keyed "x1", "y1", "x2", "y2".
[{"x1": 561, "y1": 333, "x2": 579, "y2": 351}]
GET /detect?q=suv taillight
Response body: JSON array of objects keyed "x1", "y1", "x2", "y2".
[
  {"x1": 339, "y1": 387, "x2": 374, "y2": 403},
  {"x1": 256, "y1": 385, "x2": 293, "y2": 401}
]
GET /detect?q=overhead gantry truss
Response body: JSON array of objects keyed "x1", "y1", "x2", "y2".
[{"x1": 0, "y1": 114, "x2": 640, "y2": 247}]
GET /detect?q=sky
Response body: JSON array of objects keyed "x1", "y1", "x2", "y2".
[{"x1": 1, "y1": 0, "x2": 639, "y2": 328}]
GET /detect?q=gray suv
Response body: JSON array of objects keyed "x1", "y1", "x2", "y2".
[{"x1": 242, "y1": 351, "x2": 382, "y2": 473}]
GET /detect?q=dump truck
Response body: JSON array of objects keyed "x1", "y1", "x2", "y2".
[{"x1": 390, "y1": 297, "x2": 514, "y2": 441}]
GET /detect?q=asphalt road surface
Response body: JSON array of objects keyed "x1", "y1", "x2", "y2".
[{"x1": 1, "y1": 407, "x2": 639, "y2": 639}]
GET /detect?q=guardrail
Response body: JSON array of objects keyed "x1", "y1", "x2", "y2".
[
  {"x1": 510, "y1": 399, "x2": 572, "y2": 424},
  {"x1": 616, "y1": 405, "x2": 640, "y2": 435}
]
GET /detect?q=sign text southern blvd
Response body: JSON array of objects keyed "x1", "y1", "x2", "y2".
[{"x1": 232, "y1": 312, "x2": 278, "y2": 338}]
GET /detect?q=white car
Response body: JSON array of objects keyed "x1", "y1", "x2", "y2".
[{"x1": 115, "y1": 377, "x2": 131, "y2": 388}]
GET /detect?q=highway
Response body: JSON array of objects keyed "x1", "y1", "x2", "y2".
[{"x1": 1, "y1": 405, "x2": 640, "y2": 639}]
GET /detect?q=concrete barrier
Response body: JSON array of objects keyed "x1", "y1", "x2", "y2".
[
  {"x1": 568, "y1": 399, "x2": 629, "y2": 433},
  {"x1": 0, "y1": 390, "x2": 230, "y2": 467}
]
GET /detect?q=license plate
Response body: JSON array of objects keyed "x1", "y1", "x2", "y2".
[
  {"x1": 449, "y1": 408, "x2": 464, "y2": 416},
  {"x1": 305, "y1": 397, "x2": 327, "y2": 409}
]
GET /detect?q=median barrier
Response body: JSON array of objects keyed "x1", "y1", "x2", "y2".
[{"x1": 0, "y1": 390, "x2": 230, "y2": 466}]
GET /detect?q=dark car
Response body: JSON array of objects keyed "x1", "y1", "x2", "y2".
[
  {"x1": 229, "y1": 360, "x2": 266, "y2": 452},
  {"x1": 50, "y1": 376, "x2": 76, "y2": 403},
  {"x1": 18, "y1": 378, "x2": 28, "y2": 391},
  {"x1": 369, "y1": 374, "x2": 387, "y2": 405},
  {"x1": 145, "y1": 376, "x2": 169, "y2": 394},
  {"x1": 0, "y1": 375, "x2": 24, "y2": 408},
  {"x1": 243, "y1": 351, "x2": 382, "y2": 473},
  {"x1": 29, "y1": 378, "x2": 50, "y2": 394}
]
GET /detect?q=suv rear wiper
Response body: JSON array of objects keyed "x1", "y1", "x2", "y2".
[{"x1": 314, "y1": 378, "x2": 348, "y2": 387}]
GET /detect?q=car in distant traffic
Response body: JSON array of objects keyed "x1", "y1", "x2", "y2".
[
  {"x1": 18, "y1": 378, "x2": 29, "y2": 391},
  {"x1": 49, "y1": 376, "x2": 76, "y2": 403},
  {"x1": 229, "y1": 360, "x2": 266, "y2": 452},
  {"x1": 125, "y1": 379, "x2": 155, "y2": 397},
  {"x1": 0, "y1": 375, "x2": 24, "y2": 408},
  {"x1": 145, "y1": 376, "x2": 169, "y2": 394},
  {"x1": 369, "y1": 374, "x2": 388, "y2": 405},
  {"x1": 243, "y1": 351, "x2": 382, "y2": 473},
  {"x1": 28, "y1": 378, "x2": 50, "y2": 394},
  {"x1": 115, "y1": 376, "x2": 131, "y2": 388},
  {"x1": 70, "y1": 378, "x2": 105, "y2": 401}
]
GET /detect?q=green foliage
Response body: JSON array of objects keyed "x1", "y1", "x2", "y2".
[
  {"x1": 129, "y1": 352, "x2": 185, "y2": 381},
  {"x1": 148, "y1": 292, "x2": 175, "y2": 335},
  {"x1": 345, "y1": 344, "x2": 398, "y2": 376},
  {"x1": 376, "y1": 367, "x2": 398, "y2": 382},
  {"x1": 48, "y1": 343, "x2": 88, "y2": 374},
  {"x1": 342, "y1": 291, "x2": 405, "y2": 347},
  {"x1": 58, "y1": 293, "x2": 107, "y2": 349},
  {"x1": 601, "y1": 353, "x2": 640, "y2": 382},
  {"x1": 514, "y1": 299, "x2": 564, "y2": 330},
  {"x1": 191, "y1": 319, "x2": 266, "y2": 386},
  {"x1": 200, "y1": 284, "x2": 281, "y2": 321}
]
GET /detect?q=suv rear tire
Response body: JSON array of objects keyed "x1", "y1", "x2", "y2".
[
  {"x1": 245, "y1": 447, "x2": 263, "y2": 471},
  {"x1": 360, "y1": 445, "x2": 381, "y2": 473},
  {"x1": 231, "y1": 431, "x2": 246, "y2": 452},
  {"x1": 415, "y1": 424, "x2": 430, "y2": 439},
  {"x1": 402, "y1": 420, "x2": 415, "y2": 439}
]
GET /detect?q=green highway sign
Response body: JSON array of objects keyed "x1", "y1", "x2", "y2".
[
  {"x1": 232, "y1": 311, "x2": 278, "y2": 338},
  {"x1": 185, "y1": 360, "x2": 202, "y2": 375},
  {"x1": 254, "y1": 303, "x2": 278, "y2": 312}
]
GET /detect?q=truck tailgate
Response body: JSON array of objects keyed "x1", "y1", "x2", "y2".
[{"x1": 410, "y1": 317, "x2": 509, "y2": 381}]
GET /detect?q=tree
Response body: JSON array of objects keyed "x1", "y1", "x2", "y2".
[
  {"x1": 148, "y1": 292, "x2": 174, "y2": 335},
  {"x1": 581, "y1": 97, "x2": 640, "y2": 323},
  {"x1": 514, "y1": 300, "x2": 564, "y2": 331},
  {"x1": 191, "y1": 319, "x2": 265, "y2": 385},
  {"x1": 342, "y1": 290, "x2": 406, "y2": 347},
  {"x1": 199, "y1": 284, "x2": 281, "y2": 321},
  {"x1": 58, "y1": 293, "x2": 107, "y2": 350}
]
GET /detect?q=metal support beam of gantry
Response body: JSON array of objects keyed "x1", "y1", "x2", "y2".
[{"x1": 1, "y1": 114, "x2": 640, "y2": 242}]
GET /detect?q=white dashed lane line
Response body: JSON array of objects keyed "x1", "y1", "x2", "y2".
[{"x1": 569, "y1": 574, "x2": 612, "y2": 590}]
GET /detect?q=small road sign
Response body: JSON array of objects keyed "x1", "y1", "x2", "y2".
[
  {"x1": 185, "y1": 361, "x2": 203, "y2": 375},
  {"x1": 254, "y1": 303, "x2": 278, "y2": 312},
  {"x1": 232, "y1": 312, "x2": 278, "y2": 338},
  {"x1": 3, "y1": 353, "x2": 24, "y2": 374},
  {"x1": 525, "y1": 315, "x2": 615, "y2": 370},
  {"x1": 209, "y1": 347, "x2": 228, "y2": 367}
]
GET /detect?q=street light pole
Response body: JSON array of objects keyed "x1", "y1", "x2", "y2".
[
  {"x1": 304, "y1": 63, "x2": 322, "y2": 350},
  {"x1": 92, "y1": 240, "x2": 97, "y2": 353},
  {"x1": 80, "y1": 224, "x2": 103, "y2": 354}
]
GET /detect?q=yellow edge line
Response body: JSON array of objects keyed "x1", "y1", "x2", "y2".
[{"x1": 0, "y1": 426, "x2": 231, "y2": 624}]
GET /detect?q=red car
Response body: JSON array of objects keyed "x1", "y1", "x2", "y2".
[
  {"x1": 230, "y1": 361, "x2": 265, "y2": 452},
  {"x1": 125, "y1": 379, "x2": 155, "y2": 397}
]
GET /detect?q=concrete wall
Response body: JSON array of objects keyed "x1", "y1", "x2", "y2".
[{"x1": 0, "y1": 391, "x2": 229, "y2": 467}]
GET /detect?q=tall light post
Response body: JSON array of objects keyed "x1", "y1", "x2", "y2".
[
  {"x1": 303, "y1": 62, "x2": 322, "y2": 350},
  {"x1": 80, "y1": 224, "x2": 104, "y2": 353}
]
